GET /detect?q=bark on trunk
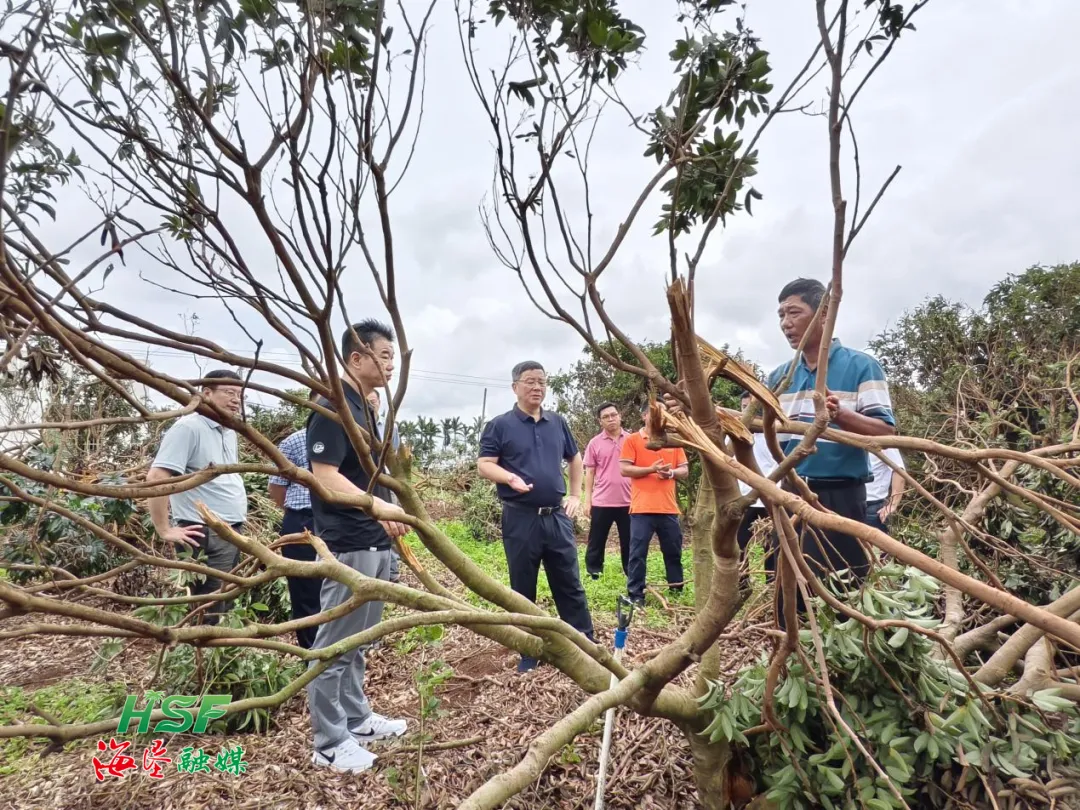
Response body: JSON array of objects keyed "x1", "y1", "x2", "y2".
[{"x1": 686, "y1": 727, "x2": 731, "y2": 810}]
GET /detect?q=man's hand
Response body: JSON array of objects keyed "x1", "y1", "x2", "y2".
[
  {"x1": 506, "y1": 473, "x2": 533, "y2": 494},
  {"x1": 381, "y1": 520, "x2": 409, "y2": 539},
  {"x1": 662, "y1": 391, "x2": 685, "y2": 415},
  {"x1": 878, "y1": 497, "x2": 899, "y2": 523},
  {"x1": 651, "y1": 460, "x2": 672, "y2": 477},
  {"x1": 582, "y1": 498, "x2": 592, "y2": 519},
  {"x1": 563, "y1": 495, "x2": 581, "y2": 519},
  {"x1": 824, "y1": 389, "x2": 841, "y2": 422},
  {"x1": 160, "y1": 524, "x2": 203, "y2": 549}
]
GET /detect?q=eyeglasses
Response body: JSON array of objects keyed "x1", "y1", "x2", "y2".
[{"x1": 515, "y1": 378, "x2": 547, "y2": 389}]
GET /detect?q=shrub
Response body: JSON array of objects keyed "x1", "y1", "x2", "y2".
[
  {"x1": 461, "y1": 470, "x2": 501, "y2": 542},
  {"x1": 700, "y1": 565, "x2": 1080, "y2": 810},
  {"x1": 0, "y1": 464, "x2": 138, "y2": 584},
  {"x1": 0, "y1": 679, "x2": 127, "y2": 773},
  {"x1": 124, "y1": 598, "x2": 303, "y2": 733}
]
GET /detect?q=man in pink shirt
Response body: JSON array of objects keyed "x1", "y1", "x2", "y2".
[{"x1": 582, "y1": 402, "x2": 632, "y2": 580}]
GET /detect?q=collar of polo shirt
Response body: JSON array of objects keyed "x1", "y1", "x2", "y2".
[
  {"x1": 198, "y1": 414, "x2": 227, "y2": 432},
  {"x1": 799, "y1": 337, "x2": 842, "y2": 368},
  {"x1": 513, "y1": 405, "x2": 549, "y2": 422}
]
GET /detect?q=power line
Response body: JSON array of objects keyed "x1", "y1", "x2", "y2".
[{"x1": 97, "y1": 337, "x2": 509, "y2": 388}]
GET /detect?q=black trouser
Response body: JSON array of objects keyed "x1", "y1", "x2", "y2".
[
  {"x1": 736, "y1": 506, "x2": 770, "y2": 554},
  {"x1": 736, "y1": 506, "x2": 770, "y2": 591},
  {"x1": 864, "y1": 498, "x2": 889, "y2": 536},
  {"x1": 501, "y1": 502, "x2": 594, "y2": 641},
  {"x1": 626, "y1": 513, "x2": 684, "y2": 601},
  {"x1": 769, "y1": 479, "x2": 868, "y2": 629},
  {"x1": 280, "y1": 507, "x2": 320, "y2": 650},
  {"x1": 585, "y1": 505, "x2": 631, "y2": 577},
  {"x1": 175, "y1": 520, "x2": 244, "y2": 624}
]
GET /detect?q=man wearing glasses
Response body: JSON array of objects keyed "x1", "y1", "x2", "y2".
[
  {"x1": 147, "y1": 369, "x2": 248, "y2": 622},
  {"x1": 478, "y1": 361, "x2": 595, "y2": 672}
]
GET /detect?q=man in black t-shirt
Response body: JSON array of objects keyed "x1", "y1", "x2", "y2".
[{"x1": 306, "y1": 319, "x2": 410, "y2": 775}]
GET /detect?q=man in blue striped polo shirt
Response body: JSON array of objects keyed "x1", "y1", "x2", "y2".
[{"x1": 768, "y1": 278, "x2": 896, "y2": 620}]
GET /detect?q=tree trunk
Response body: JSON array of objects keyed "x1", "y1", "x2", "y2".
[
  {"x1": 688, "y1": 474, "x2": 717, "y2": 613},
  {"x1": 685, "y1": 727, "x2": 731, "y2": 810}
]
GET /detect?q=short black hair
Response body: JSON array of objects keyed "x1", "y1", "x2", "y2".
[
  {"x1": 778, "y1": 278, "x2": 826, "y2": 312},
  {"x1": 341, "y1": 319, "x2": 395, "y2": 362},
  {"x1": 202, "y1": 369, "x2": 242, "y2": 388},
  {"x1": 596, "y1": 401, "x2": 618, "y2": 418},
  {"x1": 512, "y1": 361, "x2": 544, "y2": 382}
]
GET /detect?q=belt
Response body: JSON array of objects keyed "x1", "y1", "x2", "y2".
[
  {"x1": 177, "y1": 520, "x2": 246, "y2": 529},
  {"x1": 502, "y1": 500, "x2": 562, "y2": 516},
  {"x1": 803, "y1": 478, "x2": 865, "y2": 490}
]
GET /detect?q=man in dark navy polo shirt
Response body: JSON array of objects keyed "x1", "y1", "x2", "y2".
[
  {"x1": 305, "y1": 319, "x2": 410, "y2": 774},
  {"x1": 478, "y1": 360, "x2": 595, "y2": 672}
]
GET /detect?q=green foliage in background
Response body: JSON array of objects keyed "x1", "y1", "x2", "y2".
[{"x1": 871, "y1": 263, "x2": 1080, "y2": 607}]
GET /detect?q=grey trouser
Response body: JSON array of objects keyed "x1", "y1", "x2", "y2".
[
  {"x1": 307, "y1": 547, "x2": 392, "y2": 750},
  {"x1": 176, "y1": 521, "x2": 242, "y2": 618}
]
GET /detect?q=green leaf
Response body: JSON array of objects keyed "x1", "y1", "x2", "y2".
[{"x1": 1031, "y1": 689, "x2": 1076, "y2": 712}]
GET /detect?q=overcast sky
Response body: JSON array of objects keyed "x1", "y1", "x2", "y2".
[{"x1": 43, "y1": 0, "x2": 1080, "y2": 424}]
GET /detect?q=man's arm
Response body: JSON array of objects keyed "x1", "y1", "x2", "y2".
[
  {"x1": 831, "y1": 359, "x2": 897, "y2": 436},
  {"x1": 563, "y1": 452, "x2": 583, "y2": 518},
  {"x1": 477, "y1": 420, "x2": 531, "y2": 493},
  {"x1": 477, "y1": 457, "x2": 532, "y2": 492},
  {"x1": 659, "y1": 449, "x2": 689, "y2": 481},
  {"x1": 583, "y1": 466, "x2": 596, "y2": 516},
  {"x1": 309, "y1": 461, "x2": 407, "y2": 536},
  {"x1": 879, "y1": 449, "x2": 907, "y2": 521},
  {"x1": 307, "y1": 412, "x2": 407, "y2": 535},
  {"x1": 832, "y1": 407, "x2": 897, "y2": 436},
  {"x1": 145, "y1": 467, "x2": 202, "y2": 548},
  {"x1": 268, "y1": 484, "x2": 287, "y2": 509},
  {"x1": 620, "y1": 459, "x2": 666, "y2": 479}
]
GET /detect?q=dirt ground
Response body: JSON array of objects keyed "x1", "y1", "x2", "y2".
[{"x1": 0, "y1": 556, "x2": 767, "y2": 810}]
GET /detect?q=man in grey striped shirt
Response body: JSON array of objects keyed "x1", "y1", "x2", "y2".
[{"x1": 147, "y1": 369, "x2": 248, "y2": 622}]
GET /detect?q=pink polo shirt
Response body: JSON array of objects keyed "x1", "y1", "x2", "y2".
[{"x1": 583, "y1": 429, "x2": 632, "y2": 508}]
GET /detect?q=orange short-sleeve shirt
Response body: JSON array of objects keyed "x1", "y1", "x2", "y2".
[{"x1": 619, "y1": 431, "x2": 688, "y2": 515}]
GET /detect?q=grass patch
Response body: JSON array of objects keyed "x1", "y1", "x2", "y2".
[
  {"x1": 407, "y1": 520, "x2": 698, "y2": 629},
  {"x1": 0, "y1": 679, "x2": 127, "y2": 774}
]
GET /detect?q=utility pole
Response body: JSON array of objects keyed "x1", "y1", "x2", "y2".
[{"x1": 480, "y1": 388, "x2": 487, "y2": 426}]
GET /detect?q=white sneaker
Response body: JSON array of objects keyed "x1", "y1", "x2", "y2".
[
  {"x1": 312, "y1": 738, "x2": 377, "y2": 773},
  {"x1": 349, "y1": 712, "x2": 407, "y2": 745}
]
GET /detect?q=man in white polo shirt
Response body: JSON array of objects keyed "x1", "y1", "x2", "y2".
[
  {"x1": 147, "y1": 369, "x2": 248, "y2": 621},
  {"x1": 865, "y1": 448, "x2": 905, "y2": 535},
  {"x1": 736, "y1": 392, "x2": 779, "y2": 557}
]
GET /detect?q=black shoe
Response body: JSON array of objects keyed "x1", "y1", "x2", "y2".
[
  {"x1": 668, "y1": 585, "x2": 684, "y2": 595},
  {"x1": 588, "y1": 572, "x2": 601, "y2": 581},
  {"x1": 628, "y1": 595, "x2": 645, "y2": 608}
]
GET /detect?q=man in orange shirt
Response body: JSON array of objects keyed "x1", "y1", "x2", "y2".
[{"x1": 619, "y1": 402, "x2": 690, "y2": 607}]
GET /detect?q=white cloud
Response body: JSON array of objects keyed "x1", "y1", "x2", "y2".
[{"x1": 34, "y1": 0, "x2": 1080, "y2": 426}]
